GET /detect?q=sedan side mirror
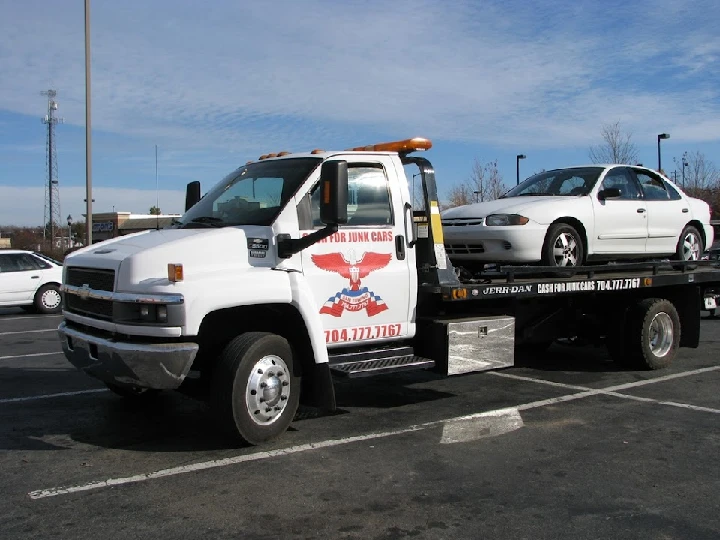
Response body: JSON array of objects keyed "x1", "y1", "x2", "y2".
[{"x1": 598, "y1": 187, "x2": 621, "y2": 200}]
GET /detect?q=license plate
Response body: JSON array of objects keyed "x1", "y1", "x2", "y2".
[{"x1": 704, "y1": 297, "x2": 717, "y2": 309}]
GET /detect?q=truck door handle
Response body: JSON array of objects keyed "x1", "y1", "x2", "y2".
[
  {"x1": 395, "y1": 235, "x2": 406, "y2": 260},
  {"x1": 637, "y1": 208, "x2": 645, "y2": 213},
  {"x1": 682, "y1": 208, "x2": 689, "y2": 213}
]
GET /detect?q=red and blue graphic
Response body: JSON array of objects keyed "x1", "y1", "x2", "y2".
[{"x1": 311, "y1": 251, "x2": 392, "y2": 317}]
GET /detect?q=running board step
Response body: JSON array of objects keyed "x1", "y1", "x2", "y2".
[{"x1": 329, "y1": 355, "x2": 436, "y2": 378}]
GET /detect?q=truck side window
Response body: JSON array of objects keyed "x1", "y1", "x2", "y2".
[{"x1": 307, "y1": 165, "x2": 393, "y2": 228}]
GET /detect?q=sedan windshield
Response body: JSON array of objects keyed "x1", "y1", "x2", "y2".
[
  {"x1": 503, "y1": 167, "x2": 605, "y2": 198},
  {"x1": 178, "y1": 157, "x2": 322, "y2": 228}
]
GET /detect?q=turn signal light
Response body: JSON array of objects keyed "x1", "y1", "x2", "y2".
[{"x1": 168, "y1": 263, "x2": 184, "y2": 282}]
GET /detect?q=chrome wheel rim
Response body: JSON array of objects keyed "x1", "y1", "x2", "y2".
[
  {"x1": 41, "y1": 288, "x2": 62, "y2": 309},
  {"x1": 552, "y1": 232, "x2": 579, "y2": 266},
  {"x1": 681, "y1": 232, "x2": 701, "y2": 261},
  {"x1": 246, "y1": 355, "x2": 290, "y2": 425},
  {"x1": 648, "y1": 312, "x2": 674, "y2": 357}
]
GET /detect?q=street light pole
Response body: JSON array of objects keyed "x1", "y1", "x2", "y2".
[
  {"x1": 682, "y1": 154, "x2": 688, "y2": 189},
  {"x1": 657, "y1": 133, "x2": 670, "y2": 171},
  {"x1": 516, "y1": 154, "x2": 526, "y2": 186},
  {"x1": 84, "y1": 0, "x2": 93, "y2": 245},
  {"x1": 67, "y1": 215, "x2": 73, "y2": 249},
  {"x1": 473, "y1": 190, "x2": 480, "y2": 203}
]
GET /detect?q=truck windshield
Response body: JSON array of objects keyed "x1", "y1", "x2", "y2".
[
  {"x1": 502, "y1": 167, "x2": 604, "y2": 198},
  {"x1": 178, "y1": 157, "x2": 322, "y2": 227}
]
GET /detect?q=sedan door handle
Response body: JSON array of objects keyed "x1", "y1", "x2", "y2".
[
  {"x1": 30, "y1": 275, "x2": 40, "y2": 279},
  {"x1": 636, "y1": 208, "x2": 646, "y2": 213},
  {"x1": 682, "y1": 208, "x2": 689, "y2": 213}
]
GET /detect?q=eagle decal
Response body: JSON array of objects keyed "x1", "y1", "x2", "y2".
[{"x1": 311, "y1": 251, "x2": 392, "y2": 317}]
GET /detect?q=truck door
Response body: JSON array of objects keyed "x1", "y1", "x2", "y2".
[{"x1": 300, "y1": 157, "x2": 416, "y2": 347}]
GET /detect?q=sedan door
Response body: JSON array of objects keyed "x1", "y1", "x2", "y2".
[
  {"x1": 0, "y1": 254, "x2": 38, "y2": 305},
  {"x1": 591, "y1": 167, "x2": 648, "y2": 254},
  {"x1": 631, "y1": 168, "x2": 690, "y2": 255}
]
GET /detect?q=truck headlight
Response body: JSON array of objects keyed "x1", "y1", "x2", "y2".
[{"x1": 485, "y1": 214, "x2": 530, "y2": 226}]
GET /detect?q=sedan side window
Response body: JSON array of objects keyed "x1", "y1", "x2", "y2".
[
  {"x1": 600, "y1": 169, "x2": 641, "y2": 200},
  {"x1": 635, "y1": 171, "x2": 670, "y2": 201},
  {"x1": 0, "y1": 254, "x2": 28, "y2": 273}
]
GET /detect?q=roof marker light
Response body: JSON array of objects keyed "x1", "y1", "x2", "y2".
[{"x1": 347, "y1": 137, "x2": 432, "y2": 154}]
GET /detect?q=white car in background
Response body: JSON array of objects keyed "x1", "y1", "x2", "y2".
[
  {"x1": 442, "y1": 165, "x2": 714, "y2": 269},
  {"x1": 0, "y1": 250, "x2": 63, "y2": 313}
]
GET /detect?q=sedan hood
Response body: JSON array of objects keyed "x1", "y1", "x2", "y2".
[{"x1": 442, "y1": 196, "x2": 582, "y2": 223}]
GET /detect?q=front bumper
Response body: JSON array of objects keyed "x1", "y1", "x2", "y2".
[
  {"x1": 58, "y1": 321, "x2": 199, "y2": 390},
  {"x1": 444, "y1": 223, "x2": 547, "y2": 262}
]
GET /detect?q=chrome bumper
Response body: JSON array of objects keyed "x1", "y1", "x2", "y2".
[{"x1": 58, "y1": 321, "x2": 199, "y2": 390}]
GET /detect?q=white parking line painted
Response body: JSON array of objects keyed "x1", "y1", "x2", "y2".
[
  {"x1": 27, "y1": 365, "x2": 720, "y2": 500},
  {"x1": 0, "y1": 388, "x2": 107, "y2": 405},
  {"x1": 0, "y1": 351, "x2": 63, "y2": 361},
  {"x1": 0, "y1": 329, "x2": 57, "y2": 337},
  {"x1": 0, "y1": 315, "x2": 62, "y2": 322},
  {"x1": 492, "y1": 367, "x2": 720, "y2": 414}
]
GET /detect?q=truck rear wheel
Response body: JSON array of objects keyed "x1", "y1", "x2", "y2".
[
  {"x1": 211, "y1": 332, "x2": 300, "y2": 445},
  {"x1": 624, "y1": 298, "x2": 680, "y2": 370}
]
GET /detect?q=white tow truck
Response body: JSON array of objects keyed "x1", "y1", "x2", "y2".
[{"x1": 58, "y1": 138, "x2": 720, "y2": 445}]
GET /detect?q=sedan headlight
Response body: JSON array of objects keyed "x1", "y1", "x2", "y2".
[{"x1": 485, "y1": 214, "x2": 530, "y2": 226}]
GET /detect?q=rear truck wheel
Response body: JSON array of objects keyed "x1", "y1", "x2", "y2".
[
  {"x1": 34, "y1": 284, "x2": 62, "y2": 314},
  {"x1": 624, "y1": 298, "x2": 680, "y2": 370},
  {"x1": 211, "y1": 332, "x2": 300, "y2": 445},
  {"x1": 673, "y1": 225, "x2": 703, "y2": 270},
  {"x1": 541, "y1": 223, "x2": 584, "y2": 276}
]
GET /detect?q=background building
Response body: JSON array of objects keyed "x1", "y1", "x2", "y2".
[{"x1": 89, "y1": 212, "x2": 181, "y2": 242}]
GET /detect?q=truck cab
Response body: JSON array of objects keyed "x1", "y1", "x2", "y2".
[{"x1": 59, "y1": 138, "x2": 443, "y2": 445}]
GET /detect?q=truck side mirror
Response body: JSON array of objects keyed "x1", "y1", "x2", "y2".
[
  {"x1": 598, "y1": 187, "x2": 621, "y2": 200},
  {"x1": 185, "y1": 181, "x2": 201, "y2": 212},
  {"x1": 319, "y1": 161, "x2": 348, "y2": 225}
]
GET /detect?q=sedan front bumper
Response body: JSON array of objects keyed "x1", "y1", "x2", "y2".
[{"x1": 58, "y1": 321, "x2": 199, "y2": 390}]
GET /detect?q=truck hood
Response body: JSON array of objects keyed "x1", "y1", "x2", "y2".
[
  {"x1": 442, "y1": 196, "x2": 584, "y2": 223},
  {"x1": 65, "y1": 227, "x2": 275, "y2": 291}
]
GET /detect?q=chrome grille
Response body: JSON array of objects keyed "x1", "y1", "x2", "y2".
[
  {"x1": 65, "y1": 295, "x2": 113, "y2": 320},
  {"x1": 441, "y1": 218, "x2": 484, "y2": 227},
  {"x1": 66, "y1": 267, "x2": 115, "y2": 291}
]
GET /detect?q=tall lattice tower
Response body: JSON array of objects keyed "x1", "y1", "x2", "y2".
[{"x1": 41, "y1": 89, "x2": 64, "y2": 245}]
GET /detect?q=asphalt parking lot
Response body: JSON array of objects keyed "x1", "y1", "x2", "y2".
[{"x1": 1, "y1": 309, "x2": 719, "y2": 539}]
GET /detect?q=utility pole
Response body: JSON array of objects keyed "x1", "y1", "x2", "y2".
[{"x1": 41, "y1": 90, "x2": 64, "y2": 248}]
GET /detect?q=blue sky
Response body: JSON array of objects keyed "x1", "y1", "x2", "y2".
[{"x1": 1, "y1": 0, "x2": 719, "y2": 226}]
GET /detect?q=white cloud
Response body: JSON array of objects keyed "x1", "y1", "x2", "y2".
[
  {"x1": 0, "y1": 186, "x2": 185, "y2": 227},
  {"x1": 0, "y1": 0, "x2": 719, "y2": 153}
]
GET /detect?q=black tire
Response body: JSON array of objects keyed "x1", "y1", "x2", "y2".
[
  {"x1": 624, "y1": 298, "x2": 680, "y2": 370},
  {"x1": 673, "y1": 225, "x2": 703, "y2": 270},
  {"x1": 541, "y1": 223, "x2": 584, "y2": 276},
  {"x1": 211, "y1": 332, "x2": 300, "y2": 446},
  {"x1": 105, "y1": 382, "x2": 160, "y2": 400},
  {"x1": 33, "y1": 284, "x2": 62, "y2": 314}
]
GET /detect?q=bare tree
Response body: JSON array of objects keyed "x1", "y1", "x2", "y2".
[
  {"x1": 446, "y1": 183, "x2": 474, "y2": 208},
  {"x1": 588, "y1": 121, "x2": 638, "y2": 165},
  {"x1": 444, "y1": 159, "x2": 508, "y2": 208},
  {"x1": 684, "y1": 151, "x2": 719, "y2": 191}
]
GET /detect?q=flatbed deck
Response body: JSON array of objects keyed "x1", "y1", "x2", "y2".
[{"x1": 430, "y1": 261, "x2": 720, "y2": 302}]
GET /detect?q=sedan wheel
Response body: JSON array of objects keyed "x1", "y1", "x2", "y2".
[
  {"x1": 673, "y1": 225, "x2": 703, "y2": 270},
  {"x1": 542, "y1": 223, "x2": 584, "y2": 269}
]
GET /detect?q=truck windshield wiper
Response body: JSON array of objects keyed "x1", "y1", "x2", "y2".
[{"x1": 185, "y1": 216, "x2": 226, "y2": 228}]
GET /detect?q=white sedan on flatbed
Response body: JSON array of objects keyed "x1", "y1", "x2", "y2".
[{"x1": 442, "y1": 165, "x2": 714, "y2": 269}]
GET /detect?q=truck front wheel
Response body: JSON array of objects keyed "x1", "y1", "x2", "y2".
[{"x1": 211, "y1": 332, "x2": 300, "y2": 445}]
